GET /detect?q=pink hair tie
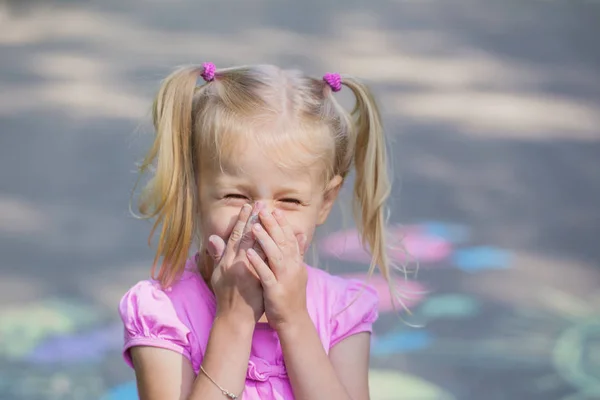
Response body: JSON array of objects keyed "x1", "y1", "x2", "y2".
[
  {"x1": 201, "y1": 62, "x2": 216, "y2": 82},
  {"x1": 323, "y1": 72, "x2": 342, "y2": 92}
]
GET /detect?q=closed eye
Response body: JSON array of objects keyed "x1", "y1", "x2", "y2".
[
  {"x1": 280, "y1": 198, "x2": 302, "y2": 205},
  {"x1": 224, "y1": 194, "x2": 249, "y2": 200}
]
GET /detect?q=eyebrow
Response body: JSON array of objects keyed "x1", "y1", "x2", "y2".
[
  {"x1": 274, "y1": 186, "x2": 307, "y2": 195},
  {"x1": 212, "y1": 177, "x2": 311, "y2": 195}
]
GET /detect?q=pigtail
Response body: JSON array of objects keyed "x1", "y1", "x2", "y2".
[
  {"x1": 340, "y1": 77, "x2": 392, "y2": 281},
  {"x1": 136, "y1": 65, "x2": 204, "y2": 287}
]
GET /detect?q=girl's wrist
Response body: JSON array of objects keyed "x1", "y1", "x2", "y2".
[
  {"x1": 273, "y1": 310, "x2": 313, "y2": 338},
  {"x1": 213, "y1": 312, "x2": 256, "y2": 336}
]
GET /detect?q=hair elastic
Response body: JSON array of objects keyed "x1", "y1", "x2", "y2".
[
  {"x1": 323, "y1": 72, "x2": 342, "y2": 92},
  {"x1": 201, "y1": 62, "x2": 216, "y2": 82}
]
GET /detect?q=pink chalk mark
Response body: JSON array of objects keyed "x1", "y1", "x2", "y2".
[
  {"x1": 320, "y1": 226, "x2": 452, "y2": 265},
  {"x1": 341, "y1": 273, "x2": 427, "y2": 313}
]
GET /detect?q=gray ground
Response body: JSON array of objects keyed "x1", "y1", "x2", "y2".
[{"x1": 1, "y1": 0, "x2": 600, "y2": 399}]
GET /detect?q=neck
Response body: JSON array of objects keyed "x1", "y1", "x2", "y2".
[{"x1": 196, "y1": 250, "x2": 214, "y2": 285}]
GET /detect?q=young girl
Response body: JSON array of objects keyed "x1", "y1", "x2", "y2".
[{"x1": 119, "y1": 62, "x2": 392, "y2": 400}]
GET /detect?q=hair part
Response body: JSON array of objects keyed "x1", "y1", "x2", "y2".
[{"x1": 134, "y1": 63, "x2": 397, "y2": 303}]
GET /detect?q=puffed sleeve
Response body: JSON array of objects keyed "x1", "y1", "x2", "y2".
[
  {"x1": 118, "y1": 280, "x2": 193, "y2": 368},
  {"x1": 329, "y1": 278, "x2": 379, "y2": 349}
]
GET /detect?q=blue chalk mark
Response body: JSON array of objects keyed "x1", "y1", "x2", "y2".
[
  {"x1": 26, "y1": 323, "x2": 122, "y2": 364},
  {"x1": 100, "y1": 381, "x2": 138, "y2": 400},
  {"x1": 420, "y1": 294, "x2": 481, "y2": 319},
  {"x1": 371, "y1": 330, "x2": 433, "y2": 356},
  {"x1": 420, "y1": 221, "x2": 470, "y2": 243},
  {"x1": 452, "y1": 246, "x2": 511, "y2": 272}
]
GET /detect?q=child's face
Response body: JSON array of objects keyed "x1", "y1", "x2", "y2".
[{"x1": 198, "y1": 140, "x2": 341, "y2": 257}]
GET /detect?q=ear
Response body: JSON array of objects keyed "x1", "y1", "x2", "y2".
[{"x1": 317, "y1": 175, "x2": 343, "y2": 225}]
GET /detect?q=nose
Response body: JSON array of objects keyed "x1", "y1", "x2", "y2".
[
  {"x1": 252, "y1": 200, "x2": 274, "y2": 213},
  {"x1": 248, "y1": 201, "x2": 271, "y2": 227}
]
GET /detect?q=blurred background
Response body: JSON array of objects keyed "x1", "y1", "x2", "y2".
[{"x1": 1, "y1": 0, "x2": 600, "y2": 399}]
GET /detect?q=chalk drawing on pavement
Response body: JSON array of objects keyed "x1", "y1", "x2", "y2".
[
  {"x1": 369, "y1": 369, "x2": 455, "y2": 400},
  {"x1": 0, "y1": 298, "x2": 103, "y2": 360},
  {"x1": 13, "y1": 222, "x2": 597, "y2": 400},
  {"x1": 319, "y1": 223, "x2": 511, "y2": 272}
]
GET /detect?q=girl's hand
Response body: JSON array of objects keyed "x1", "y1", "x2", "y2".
[
  {"x1": 246, "y1": 209, "x2": 309, "y2": 331},
  {"x1": 208, "y1": 203, "x2": 265, "y2": 324}
]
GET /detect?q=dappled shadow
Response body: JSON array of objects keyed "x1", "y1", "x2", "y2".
[
  {"x1": 1, "y1": 0, "x2": 599, "y2": 398},
  {"x1": 395, "y1": 123, "x2": 600, "y2": 265}
]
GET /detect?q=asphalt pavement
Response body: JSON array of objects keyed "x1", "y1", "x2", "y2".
[{"x1": 1, "y1": 0, "x2": 599, "y2": 399}]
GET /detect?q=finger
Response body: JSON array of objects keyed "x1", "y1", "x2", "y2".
[
  {"x1": 252, "y1": 223, "x2": 284, "y2": 274},
  {"x1": 207, "y1": 235, "x2": 226, "y2": 263},
  {"x1": 223, "y1": 203, "x2": 252, "y2": 262},
  {"x1": 247, "y1": 248, "x2": 277, "y2": 288},
  {"x1": 251, "y1": 242, "x2": 267, "y2": 261},
  {"x1": 258, "y1": 208, "x2": 287, "y2": 249},
  {"x1": 238, "y1": 203, "x2": 262, "y2": 253},
  {"x1": 272, "y1": 209, "x2": 296, "y2": 244}
]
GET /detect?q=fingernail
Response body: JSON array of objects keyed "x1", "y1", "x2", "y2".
[
  {"x1": 259, "y1": 209, "x2": 269, "y2": 217},
  {"x1": 248, "y1": 213, "x2": 259, "y2": 225},
  {"x1": 247, "y1": 248, "x2": 257, "y2": 257},
  {"x1": 242, "y1": 204, "x2": 252, "y2": 212},
  {"x1": 253, "y1": 223, "x2": 262, "y2": 231},
  {"x1": 273, "y1": 209, "x2": 282, "y2": 217}
]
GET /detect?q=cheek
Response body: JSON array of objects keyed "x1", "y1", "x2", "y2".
[
  {"x1": 301, "y1": 226, "x2": 317, "y2": 250},
  {"x1": 201, "y1": 206, "x2": 240, "y2": 240},
  {"x1": 284, "y1": 212, "x2": 318, "y2": 245}
]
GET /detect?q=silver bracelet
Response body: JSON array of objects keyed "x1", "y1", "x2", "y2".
[{"x1": 200, "y1": 365, "x2": 240, "y2": 399}]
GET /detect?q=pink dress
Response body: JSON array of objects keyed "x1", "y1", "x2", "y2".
[{"x1": 119, "y1": 257, "x2": 379, "y2": 399}]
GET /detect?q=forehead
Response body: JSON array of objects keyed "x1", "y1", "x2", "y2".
[
  {"x1": 208, "y1": 139, "x2": 324, "y2": 191},
  {"x1": 199, "y1": 119, "x2": 333, "y2": 188}
]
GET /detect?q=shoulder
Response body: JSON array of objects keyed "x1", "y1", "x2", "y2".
[
  {"x1": 118, "y1": 258, "x2": 214, "y2": 371},
  {"x1": 306, "y1": 266, "x2": 379, "y2": 348},
  {"x1": 119, "y1": 264, "x2": 213, "y2": 327},
  {"x1": 307, "y1": 266, "x2": 379, "y2": 312},
  {"x1": 119, "y1": 263, "x2": 214, "y2": 318}
]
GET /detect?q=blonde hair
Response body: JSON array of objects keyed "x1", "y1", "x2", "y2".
[{"x1": 134, "y1": 64, "x2": 392, "y2": 290}]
